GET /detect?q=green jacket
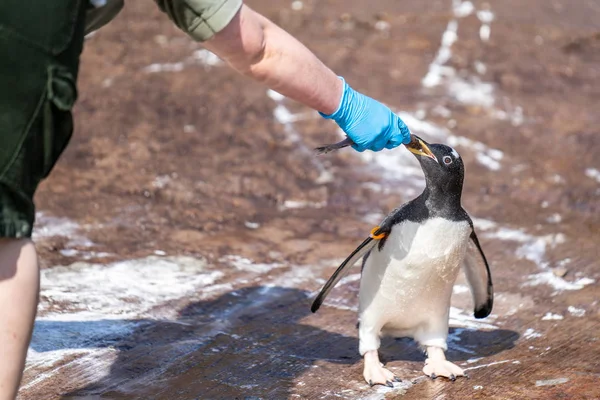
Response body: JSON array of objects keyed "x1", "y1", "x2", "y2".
[{"x1": 85, "y1": 0, "x2": 242, "y2": 41}]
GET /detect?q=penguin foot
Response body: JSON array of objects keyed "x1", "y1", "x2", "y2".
[
  {"x1": 422, "y1": 359, "x2": 465, "y2": 380},
  {"x1": 363, "y1": 350, "x2": 398, "y2": 387}
]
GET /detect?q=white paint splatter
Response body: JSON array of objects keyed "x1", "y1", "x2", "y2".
[
  {"x1": 567, "y1": 306, "x2": 585, "y2": 317},
  {"x1": 541, "y1": 313, "x2": 563, "y2": 321}
]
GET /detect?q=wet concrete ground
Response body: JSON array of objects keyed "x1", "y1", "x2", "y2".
[{"x1": 17, "y1": 0, "x2": 599, "y2": 399}]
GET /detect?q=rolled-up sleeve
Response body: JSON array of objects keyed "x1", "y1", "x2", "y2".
[{"x1": 155, "y1": 0, "x2": 243, "y2": 42}]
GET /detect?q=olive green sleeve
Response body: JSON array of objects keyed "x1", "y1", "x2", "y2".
[{"x1": 154, "y1": 0, "x2": 243, "y2": 42}]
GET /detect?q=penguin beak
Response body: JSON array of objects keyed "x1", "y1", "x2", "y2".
[{"x1": 405, "y1": 135, "x2": 437, "y2": 162}]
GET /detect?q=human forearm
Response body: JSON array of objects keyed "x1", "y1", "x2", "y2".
[
  {"x1": 200, "y1": 2, "x2": 410, "y2": 152},
  {"x1": 203, "y1": 5, "x2": 343, "y2": 114}
]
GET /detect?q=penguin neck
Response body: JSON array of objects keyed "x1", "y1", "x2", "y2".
[{"x1": 422, "y1": 184, "x2": 462, "y2": 216}]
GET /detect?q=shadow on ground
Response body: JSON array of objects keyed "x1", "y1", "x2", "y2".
[{"x1": 45, "y1": 286, "x2": 518, "y2": 399}]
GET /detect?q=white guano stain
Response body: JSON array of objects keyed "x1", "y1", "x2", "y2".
[
  {"x1": 567, "y1": 306, "x2": 586, "y2": 317},
  {"x1": 584, "y1": 168, "x2": 600, "y2": 183},
  {"x1": 219, "y1": 255, "x2": 283, "y2": 274},
  {"x1": 38, "y1": 256, "x2": 222, "y2": 319},
  {"x1": 464, "y1": 359, "x2": 514, "y2": 371},
  {"x1": 33, "y1": 212, "x2": 109, "y2": 259},
  {"x1": 476, "y1": 10, "x2": 495, "y2": 42},
  {"x1": 536, "y1": 378, "x2": 569, "y2": 387},
  {"x1": 481, "y1": 226, "x2": 593, "y2": 293},
  {"x1": 541, "y1": 313, "x2": 563, "y2": 321},
  {"x1": 26, "y1": 255, "x2": 224, "y2": 392},
  {"x1": 278, "y1": 200, "x2": 327, "y2": 211},
  {"x1": 267, "y1": 89, "x2": 333, "y2": 185},
  {"x1": 142, "y1": 49, "x2": 222, "y2": 74},
  {"x1": 523, "y1": 328, "x2": 542, "y2": 339}
]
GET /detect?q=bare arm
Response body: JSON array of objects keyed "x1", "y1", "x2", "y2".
[{"x1": 202, "y1": 5, "x2": 343, "y2": 115}]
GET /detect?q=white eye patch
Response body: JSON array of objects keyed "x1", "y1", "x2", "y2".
[{"x1": 450, "y1": 148, "x2": 460, "y2": 159}]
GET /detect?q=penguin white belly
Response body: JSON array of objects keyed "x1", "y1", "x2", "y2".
[{"x1": 358, "y1": 217, "x2": 471, "y2": 350}]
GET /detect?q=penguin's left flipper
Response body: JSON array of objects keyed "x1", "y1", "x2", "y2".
[
  {"x1": 462, "y1": 230, "x2": 494, "y2": 319},
  {"x1": 311, "y1": 237, "x2": 378, "y2": 313}
]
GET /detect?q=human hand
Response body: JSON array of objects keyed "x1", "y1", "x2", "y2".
[{"x1": 319, "y1": 78, "x2": 411, "y2": 152}]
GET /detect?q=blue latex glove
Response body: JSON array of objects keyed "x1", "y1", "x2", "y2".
[{"x1": 319, "y1": 77, "x2": 411, "y2": 152}]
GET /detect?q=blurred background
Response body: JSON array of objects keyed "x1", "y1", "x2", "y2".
[{"x1": 20, "y1": 0, "x2": 599, "y2": 399}]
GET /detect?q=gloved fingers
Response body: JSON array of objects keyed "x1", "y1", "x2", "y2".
[
  {"x1": 384, "y1": 139, "x2": 402, "y2": 150},
  {"x1": 367, "y1": 134, "x2": 389, "y2": 152},
  {"x1": 351, "y1": 142, "x2": 367, "y2": 152},
  {"x1": 397, "y1": 118, "x2": 412, "y2": 144}
]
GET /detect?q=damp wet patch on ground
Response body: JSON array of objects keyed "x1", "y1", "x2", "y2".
[{"x1": 18, "y1": 0, "x2": 600, "y2": 399}]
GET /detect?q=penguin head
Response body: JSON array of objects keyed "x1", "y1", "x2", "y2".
[{"x1": 405, "y1": 135, "x2": 464, "y2": 196}]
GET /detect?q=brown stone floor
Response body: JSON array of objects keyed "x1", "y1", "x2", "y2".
[{"x1": 17, "y1": 0, "x2": 600, "y2": 399}]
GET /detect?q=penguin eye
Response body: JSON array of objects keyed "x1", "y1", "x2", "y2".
[{"x1": 443, "y1": 156, "x2": 453, "y2": 165}]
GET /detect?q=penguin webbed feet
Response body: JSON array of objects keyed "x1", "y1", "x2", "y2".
[
  {"x1": 363, "y1": 350, "x2": 401, "y2": 388},
  {"x1": 423, "y1": 358, "x2": 466, "y2": 381},
  {"x1": 422, "y1": 345, "x2": 466, "y2": 381}
]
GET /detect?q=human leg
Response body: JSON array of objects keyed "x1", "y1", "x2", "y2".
[
  {"x1": 0, "y1": 3, "x2": 88, "y2": 398},
  {"x1": 0, "y1": 239, "x2": 39, "y2": 400}
]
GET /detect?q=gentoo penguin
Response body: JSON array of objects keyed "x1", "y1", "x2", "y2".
[{"x1": 312, "y1": 135, "x2": 493, "y2": 386}]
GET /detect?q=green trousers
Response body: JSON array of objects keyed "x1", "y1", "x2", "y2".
[
  {"x1": 0, "y1": 1, "x2": 87, "y2": 238},
  {"x1": 0, "y1": 0, "x2": 241, "y2": 238}
]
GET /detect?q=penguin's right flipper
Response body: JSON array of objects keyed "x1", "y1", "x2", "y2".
[
  {"x1": 311, "y1": 237, "x2": 377, "y2": 313},
  {"x1": 462, "y1": 230, "x2": 494, "y2": 319}
]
